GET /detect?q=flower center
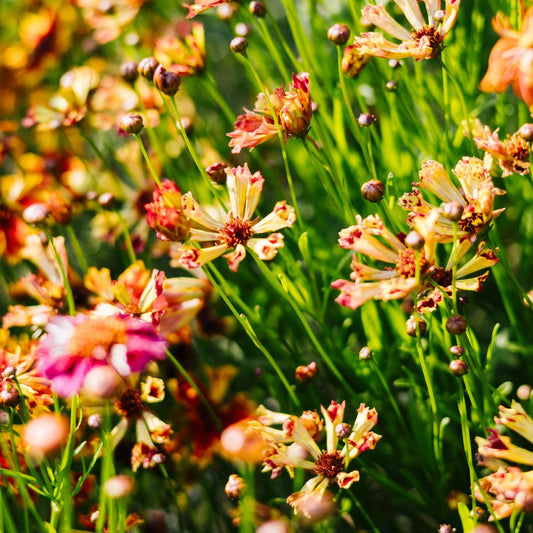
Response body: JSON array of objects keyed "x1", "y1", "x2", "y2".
[
  {"x1": 431, "y1": 267, "x2": 452, "y2": 287},
  {"x1": 218, "y1": 217, "x2": 254, "y2": 248},
  {"x1": 458, "y1": 211, "x2": 485, "y2": 234},
  {"x1": 395, "y1": 248, "x2": 427, "y2": 278},
  {"x1": 413, "y1": 26, "x2": 444, "y2": 58},
  {"x1": 68, "y1": 318, "x2": 127, "y2": 359},
  {"x1": 315, "y1": 451, "x2": 344, "y2": 479},
  {"x1": 115, "y1": 388, "x2": 144, "y2": 419},
  {"x1": 504, "y1": 136, "x2": 530, "y2": 164}
]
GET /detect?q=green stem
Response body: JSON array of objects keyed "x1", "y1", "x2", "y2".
[
  {"x1": 116, "y1": 212, "x2": 137, "y2": 265},
  {"x1": 66, "y1": 225, "x2": 89, "y2": 275},
  {"x1": 134, "y1": 134, "x2": 162, "y2": 188}
]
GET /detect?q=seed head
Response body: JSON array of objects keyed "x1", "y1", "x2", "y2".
[
  {"x1": 120, "y1": 61, "x2": 139, "y2": 84},
  {"x1": 137, "y1": 57, "x2": 160, "y2": 81},
  {"x1": 249, "y1": 1, "x2": 266, "y2": 17},
  {"x1": 153, "y1": 65, "x2": 181, "y2": 96},
  {"x1": 327, "y1": 24, "x2": 351, "y2": 46},
  {"x1": 446, "y1": 315, "x2": 467, "y2": 335},
  {"x1": 120, "y1": 113, "x2": 144, "y2": 134},
  {"x1": 230, "y1": 37, "x2": 248, "y2": 55},
  {"x1": 361, "y1": 179, "x2": 384, "y2": 202}
]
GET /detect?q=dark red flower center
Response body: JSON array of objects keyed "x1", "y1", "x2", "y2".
[
  {"x1": 218, "y1": 217, "x2": 254, "y2": 248},
  {"x1": 315, "y1": 451, "x2": 344, "y2": 479}
]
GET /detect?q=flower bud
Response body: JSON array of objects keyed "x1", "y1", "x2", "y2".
[
  {"x1": 434, "y1": 9, "x2": 445, "y2": 22},
  {"x1": 446, "y1": 315, "x2": 467, "y2": 335},
  {"x1": 405, "y1": 231, "x2": 425, "y2": 250},
  {"x1": 103, "y1": 475, "x2": 135, "y2": 499},
  {"x1": 24, "y1": 413, "x2": 69, "y2": 458},
  {"x1": 120, "y1": 61, "x2": 139, "y2": 84},
  {"x1": 87, "y1": 413, "x2": 102, "y2": 429},
  {"x1": 517, "y1": 384, "x2": 532, "y2": 400},
  {"x1": 98, "y1": 192, "x2": 115, "y2": 208},
  {"x1": 153, "y1": 65, "x2": 181, "y2": 96},
  {"x1": 230, "y1": 37, "x2": 248, "y2": 54},
  {"x1": 120, "y1": 113, "x2": 144, "y2": 134},
  {"x1": 438, "y1": 525, "x2": 456, "y2": 533},
  {"x1": 295, "y1": 361, "x2": 318, "y2": 383},
  {"x1": 0, "y1": 384, "x2": 19, "y2": 408},
  {"x1": 225, "y1": 474, "x2": 246, "y2": 500},
  {"x1": 449, "y1": 345, "x2": 465, "y2": 357},
  {"x1": 82, "y1": 365, "x2": 122, "y2": 399},
  {"x1": 358, "y1": 346, "x2": 372, "y2": 360},
  {"x1": 518, "y1": 123, "x2": 533, "y2": 141},
  {"x1": 235, "y1": 23, "x2": 252, "y2": 37},
  {"x1": 361, "y1": 179, "x2": 384, "y2": 202},
  {"x1": 357, "y1": 113, "x2": 376, "y2": 127},
  {"x1": 206, "y1": 162, "x2": 228, "y2": 184},
  {"x1": 388, "y1": 59, "x2": 402, "y2": 69},
  {"x1": 23, "y1": 203, "x2": 50, "y2": 225},
  {"x1": 406, "y1": 316, "x2": 427, "y2": 337},
  {"x1": 2, "y1": 366, "x2": 16, "y2": 378},
  {"x1": 342, "y1": 45, "x2": 370, "y2": 78},
  {"x1": 249, "y1": 1, "x2": 266, "y2": 17},
  {"x1": 327, "y1": 24, "x2": 351, "y2": 45},
  {"x1": 335, "y1": 422, "x2": 352, "y2": 439},
  {"x1": 385, "y1": 80, "x2": 398, "y2": 92},
  {"x1": 217, "y1": 3, "x2": 237, "y2": 19},
  {"x1": 449, "y1": 359, "x2": 468, "y2": 376},
  {"x1": 442, "y1": 201, "x2": 464, "y2": 222},
  {"x1": 138, "y1": 57, "x2": 160, "y2": 81}
]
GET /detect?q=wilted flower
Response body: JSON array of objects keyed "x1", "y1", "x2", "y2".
[
  {"x1": 479, "y1": 7, "x2": 533, "y2": 107},
  {"x1": 354, "y1": 0, "x2": 460, "y2": 60},
  {"x1": 177, "y1": 164, "x2": 296, "y2": 272},
  {"x1": 228, "y1": 73, "x2": 312, "y2": 153},
  {"x1": 341, "y1": 45, "x2": 371, "y2": 78},
  {"x1": 36, "y1": 314, "x2": 167, "y2": 397}
]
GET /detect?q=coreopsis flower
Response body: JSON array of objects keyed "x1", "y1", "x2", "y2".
[
  {"x1": 227, "y1": 73, "x2": 312, "y2": 153},
  {"x1": 479, "y1": 7, "x2": 533, "y2": 108},
  {"x1": 354, "y1": 0, "x2": 460, "y2": 60},
  {"x1": 177, "y1": 164, "x2": 296, "y2": 272},
  {"x1": 341, "y1": 45, "x2": 371, "y2": 78},
  {"x1": 398, "y1": 157, "x2": 505, "y2": 244},
  {"x1": 155, "y1": 22, "x2": 206, "y2": 76},
  {"x1": 36, "y1": 314, "x2": 167, "y2": 397},
  {"x1": 253, "y1": 401, "x2": 381, "y2": 514},
  {"x1": 475, "y1": 401, "x2": 533, "y2": 519},
  {"x1": 183, "y1": 0, "x2": 232, "y2": 19}
]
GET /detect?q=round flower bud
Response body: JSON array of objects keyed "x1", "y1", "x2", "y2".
[
  {"x1": 217, "y1": 3, "x2": 237, "y2": 19},
  {"x1": 405, "y1": 231, "x2": 425, "y2": 250},
  {"x1": 225, "y1": 474, "x2": 246, "y2": 500},
  {"x1": 361, "y1": 179, "x2": 385, "y2": 203},
  {"x1": 434, "y1": 9, "x2": 445, "y2": 22},
  {"x1": 153, "y1": 65, "x2": 181, "y2": 96},
  {"x1": 87, "y1": 413, "x2": 102, "y2": 429},
  {"x1": 335, "y1": 422, "x2": 352, "y2": 439},
  {"x1": 103, "y1": 475, "x2": 135, "y2": 499},
  {"x1": 120, "y1": 113, "x2": 144, "y2": 135},
  {"x1": 230, "y1": 37, "x2": 248, "y2": 54},
  {"x1": 406, "y1": 316, "x2": 427, "y2": 337},
  {"x1": 235, "y1": 22, "x2": 252, "y2": 37},
  {"x1": 138, "y1": 57, "x2": 160, "y2": 81},
  {"x1": 388, "y1": 59, "x2": 402, "y2": 69},
  {"x1": 359, "y1": 346, "x2": 372, "y2": 360},
  {"x1": 515, "y1": 490, "x2": 533, "y2": 512},
  {"x1": 517, "y1": 384, "x2": 532, "y2": 400},
  {"x1": 82, "y1": 365, "x2": 122, "y2": 399},
  {"x1": 385, "y1": 80, "x2": 398, "y2": 92},
  {"x1": 295, "y1": 361, "x2": 318, "y2": 383},
  {"x1": 206, "y1": 162, "x2": 228, "y2": 184},
  {"x1": 0, "y1": 384, "x2": 20, "y2": 408},
  {"x1": 327, "y1": 24, "x2": 351, "y2": 46},
  {"x1": 442, "y1": 201, "x2": 464, "y2": 222},
  {"x1": 446, "y1": 315, "x2": 467, "y2": 335},
  {"x1": 449, "y1": 345, "x2": 465, "y2": 357},
  {"x1": 249, "y1": 1, "x2": 266, "y2": 17},
  {"x1": 120, "y1": 61, "x2": 139, "y2": 84},
  {"x1": 518, "y1": 123, "x2": 533, "y2": 141},
  {"x1": 438, "y1": 525, "x2": 455, "y2": 533},
  {"x1": 23, "y1": 203, "x2": 50, "y2": 225},
  {"x1": 449, "y1": 359, "x2": 468, "y2": 376},
  {"x1": 2, "y1": 366, "x2": 16, "y2": 378},
  {"x1": 98, "y1": 192, "x2": 115, "y2": 208},
  {"x1": 24, "y1": 413, "x2": 69, "y2": 458},
  {"x1": 357, "y1": 113, "x2": 376, "y2": 127}
]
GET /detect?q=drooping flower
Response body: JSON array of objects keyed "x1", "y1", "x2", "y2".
[
  {"x1": 252, "y1": 401, "x2": 380, "y2": 514},
  {"x1": 479, "y1": 7, "x2": 533, "y2": 108},
  {"x1": 354, "y1": 0, "x2": 460, "y2": 60},
  {"x1": 36, "y1": 314, "x2": 167, "y2": 397},
  {"x1": 228, "y1": 73, "x2": 312, "y2": 153},
  {"x1": 177, "y1": 164, "x2": 296, "y2": 272},
  {"x1": 182, "y1": 0, "x2": 232, "y2": 19}
]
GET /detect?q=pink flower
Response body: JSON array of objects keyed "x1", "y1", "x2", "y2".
[{"x1": 37, "y1": 314, "x2": 167, "y2": 397}]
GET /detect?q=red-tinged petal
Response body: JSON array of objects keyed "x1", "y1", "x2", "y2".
[{"x1": 336, "y1": 470, "x2": 360, "y2": 489}]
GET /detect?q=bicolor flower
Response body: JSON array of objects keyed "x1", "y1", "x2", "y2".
[
  {"x1": 354, "y1": 0, "x2": 460, "y2": 60},
  {"x1": 177, "y1": 164, "x2": 296, "y2": 272}
]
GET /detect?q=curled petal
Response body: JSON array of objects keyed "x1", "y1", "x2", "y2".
[{"x1": 336, "y1": 470, "x2": 360, "y2": 489}]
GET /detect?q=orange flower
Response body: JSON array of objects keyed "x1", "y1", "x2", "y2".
[{"x1": 479, "y1": 7, "x2": 533, "y2": 107}]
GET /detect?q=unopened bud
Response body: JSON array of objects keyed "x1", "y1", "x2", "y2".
[
  {"x1": 230, "y1": 37, "x2": 248, "y2": 54},
  {"x1": 405, "y1": 231, "x2": 425, "y2": 250},
  {"x1": 295, "y1": 362, "x2": 318, "y2": 383},
  {"x1": 138, "y1": 57, "x2": 160, "y2": 81},
  {"x1": 358, "y1": 346, "x2": 372, "y2": 360},
  {"x1": 153, "y1": 65, "x2": 181, "y2": 96},
  {"x1": 23, "y1": 203, "x2": 50, "y2": 225},
  {"x1": 388, "y1": 59, "x2": 402, "y2": 69},
  {"x1": 327, "y1": 24, "x2": 351, "y2": 45},
  {"x1": 235, "y1": 23, "x2": 252, "y2": 37},
  {"x1": 87, "y1": 413, "x2": 102, "y2": 429},
  {"x1": 225, "y1": 474, "x2": 246, "y2": 500},
  {"x1": 103, "y1": 475, "x2": 135, "y2": 499},
  {"x1": 438, "y1": 525, "x2": 456, "y2": 533},
  {"x1": 2, "y1": 366, "x2": 16, "y2": 378},
  {"x1": 361, "y1": 179, "x2": 384, "y2": 202},
  {"x1": 217, "y1": 3, "x2": 237, "y2": 19},
  {"x1": 206, "y1": 162, "x2": 228, "y2": 184},
  {"x1": 442, "y1": 201, "x2": 464, "y2": 222},
  {"x1": 385, "y1": 80, "x2": 398, "y2": 92},
  {"x1": 24, "y1": 413, "x2": 69, "y2": 458},
  {"x1": 449, "y1": 345, "x2": 465, "y2": 357},
  {"x1": 518, "y1": 123, "x2": 533, "y2": 141},
  {"x1": 406, "y1": 316, "x2": 427, "y2": 337},
  {"x1": 177, "y1": 116, "x2": 194, "y2": 135},
  {"x1": 0, "y1": 385, "x2": 19, "y2": 408},
  {"x1": 249, "y1": 1, "x2": 266, "y2": 17},
  {"x1": 120, "y1": 61, "x2": 139, "y2": 84},
  {"x1": 517, "y1": 384, "x2": 532, "y2": 400},
  {"x1": 434, "y1": 9, "x2": 445, "y2": 22},
  {"x1": 449, "y1": 359, "x2": 468, "y2": 376},
  {"x1": 335, "y1": 423, "x2": 352, "y2": 439},
  {"x1": 357, "y1": 113, "x2": 376, "y2": 127},
  {"x1": 120, "y1": 113, "x2": 144, "y2": 134},
  {"x1": 515, "y1": 490, "x2": 533, "y2": 512},
  {"x1": 446, "y1": 314, "x2": 467, "y2": 335},
  {"x1": 82, "y1": 366, "x2": 122, "y2": 399}
]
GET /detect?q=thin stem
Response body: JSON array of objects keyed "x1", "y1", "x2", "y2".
[
  {"x1": 116, "y1": 212, "x2": 137, "y2": 265},
  {"x1": 66, "y1": 224, "x2": 89, "y2": 275},
  {"x1": 134, "y1": 134, "x2": 162, "y2": 188}
]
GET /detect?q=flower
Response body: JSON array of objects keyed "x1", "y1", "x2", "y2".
[
  {"x1": 182, "y1": 0, "x2": 232, "y2": 19},
  {"x1": 252, "y1": 401, "x2": 380, "y2": 514},
  {"x1": 354, "y1": 0, "x2": 460, "y2": 60},
  {"x1": 227, "y1": 73, "x2": 312, "y2": 153},
  {"x1": 36, "y1": 314, "x2": 167, "y2": 397},
  {"x1": 479, "y1": 7, "x2": 533, "y2": 107},
  {"x1": 177, "y1": 164, "x2": 296, "y2": 272}
]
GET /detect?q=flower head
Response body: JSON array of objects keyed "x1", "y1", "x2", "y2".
[
  {"x1": 177, "y1": 164, "x2": 295, "y2": 272},
  {"x1": 228, "y1": 73, "x2": 312, "y2": 153},
  {"x1": 354, "y1": 0, "x2": 460, "y2": 60},
  {"x1": 182, "y1": 0, "x2": 231, "y2": 18},
  {"x1": 37, "y1": 314, "x2": 167, "y2": 397},
  {"x1": 479, "y1": 7, "x2": 533, "y2": 107}
]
